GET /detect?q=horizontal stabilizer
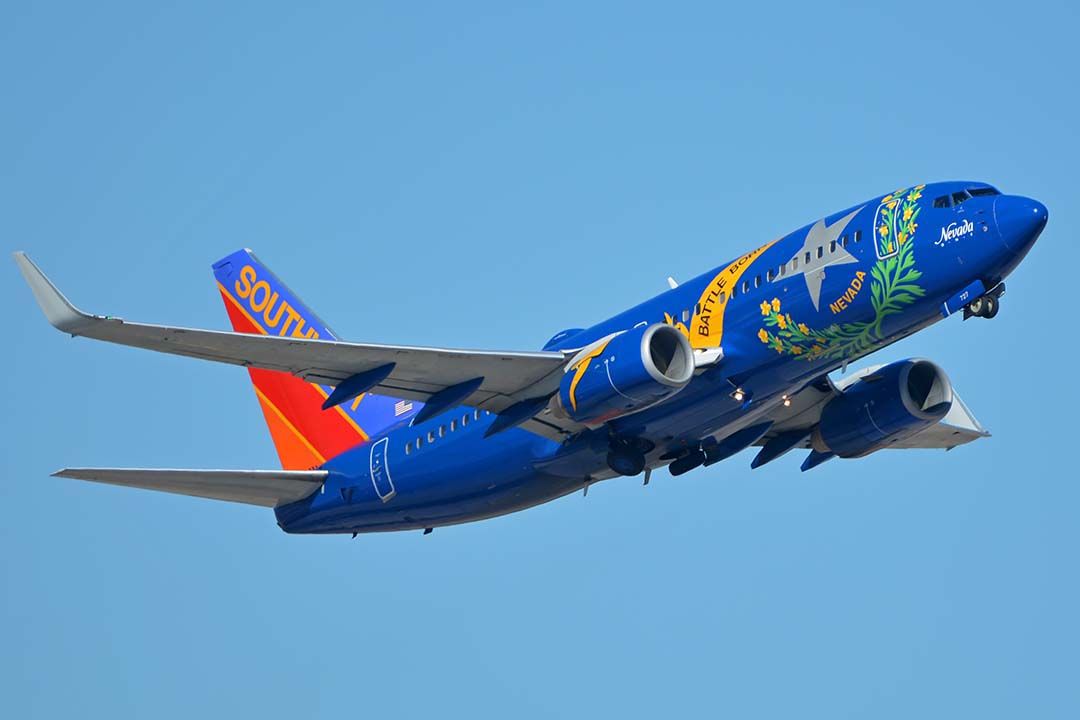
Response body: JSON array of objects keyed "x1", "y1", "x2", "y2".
[{"x1": 52, "y1": 468, "x2": 327, "y2": 507}]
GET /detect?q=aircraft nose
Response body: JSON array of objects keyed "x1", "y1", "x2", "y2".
[{"x1": 994, "y1": 195, "x2": 1048, "y2": 251}]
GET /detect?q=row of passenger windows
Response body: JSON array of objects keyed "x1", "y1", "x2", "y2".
[
  {"x1": 677, "y1": 229, "x2": 864, "y2": 318},
  {"x1": 404, "y1": 408, "x2": 492, "y2": 454},
  {"x1": 933, "y1": 187, "x2": 1000, "y2": 208}
]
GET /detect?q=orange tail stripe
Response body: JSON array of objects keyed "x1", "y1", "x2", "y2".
[{"x1": 219, "y1": 288, "x2": 367, "y2": 462}]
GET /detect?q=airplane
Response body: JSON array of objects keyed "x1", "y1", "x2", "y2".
[{"x1": 14, "y1": 181, "x2": 1047, "y2": 536}]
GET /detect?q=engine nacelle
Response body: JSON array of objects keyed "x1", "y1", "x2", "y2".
[
  {"x1": 813, "y1": 359, "x2": 953, "y2": 458},
  {"x1": 557, "y1": 323, "x2": 694, "y2": 425}
]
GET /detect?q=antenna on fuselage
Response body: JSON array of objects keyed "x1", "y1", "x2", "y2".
[{"x1": 667, "y1": 276, "x2": 679, "y2": 289}]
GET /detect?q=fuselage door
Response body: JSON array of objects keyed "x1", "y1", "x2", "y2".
[{"x1": 369, "y1": 437, "x2": 396, "y2": 503}]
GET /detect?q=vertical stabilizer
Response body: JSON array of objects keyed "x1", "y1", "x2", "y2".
[{"x1": 212, "y1": 249, "x2": 420, "y2": 469}]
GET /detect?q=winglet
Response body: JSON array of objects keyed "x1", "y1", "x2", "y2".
[{"x1": 12, "y1": 252, "x2": 98, "y2": 334}]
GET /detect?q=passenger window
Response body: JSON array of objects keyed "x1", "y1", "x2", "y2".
[
  {"x1": 681, "y1": 309, "x2": 690, "y2": 323},
  {"x1": 791, "y1": 257, "x2": 799, "y2": 271},
  {"x1": 854, "y1": 229, "x2": 862, "y2": 243},
  {"x1": 829, "y1": 240, "x2": 836, "y2": 253},
  {"x1": 952, "y1": 191, "x2": 970, "y2": 205},
  {"x1": 461, "y1": 413, "x2": 468, "y2": 427},
  {"x1": 427, "y1": 430, "x2": 435, "y2": 443},
  {"x1": 754, "y1": 275, "x2": 761, "y2": 289},
  {"x1": 741, "y1": 280, "x2": 749, "y2": 293},
  {"x1": 766, "y1": 269, "x2": 774, "y2": 281},
  {"x1": 804, "y1": 251, "x2": 811, "y2": 264},
  {"x1": 439, "y1": 425, "x2": 445, "y2": 438},
  {"x1": 779, "y1": 263, "x2": 786, "y2": 277},
  {"x1": 694, "y1": 303, "x2": 701, "y2": 314},
  {"x1": 450, "y1": 419, "x2": 456, "y2": 432},
  {"x1": 405, "y1": 442, "x2": 411, "y2": 455},
  {"x1": 839, "y1": 235, "x2": 847, "y2": 247},
  {"x1": 933, "y1": 195, "x2": 951, "y2": 208},
  {"x1": 415, "y1": 438, "x2": 422, "y2": 450},
  {"x1": 816, "y1": 246, "x2": 823, "y2": 259},
  {"x1": 474, "y1": 409, "x2": 481, "y2": 420}
]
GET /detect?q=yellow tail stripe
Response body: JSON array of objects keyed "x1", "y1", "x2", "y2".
[{"x1": 218, "y1": 281, "x2": 369, "y2": 441}]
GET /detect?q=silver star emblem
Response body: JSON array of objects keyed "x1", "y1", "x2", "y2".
[{"x1": 776, "y1": 206, "x2": 863, "y2": 310}]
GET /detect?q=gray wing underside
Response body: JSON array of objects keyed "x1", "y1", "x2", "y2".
[
  {"x1": 52, "y1": 468, "x2": 328, "y2": 507},
  {"x1": 15, "y1": 252, "x2": 583, "y2": 441},
  {"x1": 761, "y1": 365, "x2": 989, "y2": 451}
]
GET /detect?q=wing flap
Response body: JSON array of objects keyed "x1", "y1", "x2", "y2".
[
  {"x1": 52, "y1": 468, "x2": 327, "y2": 507},
  {"x1": 884, "y1": 392, "x2": 989, "y2": 449}
]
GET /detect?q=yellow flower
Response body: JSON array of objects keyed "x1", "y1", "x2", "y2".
[
  {"x1": 771, "y1": 297, "x2": 781, "y2": 312},
  {"x1": 798, "y1": 323, "x2": 809, "y2": 334},
  {"x1": 758, "y1": 328, "x2": 769, "y2": 344},
  {"x1": 879, "y1": 224, "x2": 889, "y2": 238},
  {"x1": 760, "y1": 301, "x2": 771, "y2": 316},
  {"x1": 888, "y1": 200, "x2": 898, "y2": 209},
  {"x1": 772, "y1": 339, "x2": 784, "y2": 354},
  {"x1": 897, "y1": 230, "x2": 907, "y2": 245},
  {"x1": 791, "y1": 345, "x2": 803, "y2": 355},
  {"x1": 882, "y1": 195, "x2": 893, "y2": 204},
  {"x1": 777, "y1": 314, "x2": 787, "y2": 329},
  {"x1": 903, "y1": 207, "x2": 913, "y2": 221}
]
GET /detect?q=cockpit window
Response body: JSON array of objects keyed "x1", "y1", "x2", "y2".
[
  {"x1": 968, "y1": 187, "x2": 1000, "y2": 197},
  {"x1": 952, "y1": 191, "x2": 971, "y2": 205},
  {"x1": 933, "y1": 195, "x2": 951, "y2": 208}
]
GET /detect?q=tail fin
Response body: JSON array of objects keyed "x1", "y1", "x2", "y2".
[{"x1": 212, "y1": 249, "x2": 419, "y2": 469}]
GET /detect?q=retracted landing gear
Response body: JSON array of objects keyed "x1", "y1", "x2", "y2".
[
  {"x1": 606, "y1": 437, "x2": 653, "y2": 477},
  {"x1": 607, "y1": 450, "x2": 644, "y2": 476},
  {"x1": 965, "y1": 282, "x2": 1005, "y2": 320}
]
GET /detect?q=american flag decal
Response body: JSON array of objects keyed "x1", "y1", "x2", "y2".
[{"x1": 394, "y1": 399, "x2": 414, "y2": 416}]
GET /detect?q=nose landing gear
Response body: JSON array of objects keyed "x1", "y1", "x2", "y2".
[
  {"x1": 965, "y1": 283, "x2": 1005, "y2": 320},
  {"x1": 967, "y1": 295, "x2": 999, "y2": 319}
]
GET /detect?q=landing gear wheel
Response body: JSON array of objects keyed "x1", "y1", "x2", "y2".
[
  {"x1": 968, "y1": 297, "x2": 986, "y2": 317},
  {"x1": 607, "y1": 449, "x2": 646, "y2": 477},
  {"x1": 984, "y1": 296, "x2": 999, "y2": 319}
]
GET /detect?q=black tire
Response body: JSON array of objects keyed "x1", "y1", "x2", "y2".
[
  {"x1": 968, "y1": 297, "x2": 986, "y2": 317},
  {"x1": 607, "y1": 449, "x2": 645, "y2": 477},
  {"x1": 984, "y1": 296, "x2": 999, "y2": 319}
]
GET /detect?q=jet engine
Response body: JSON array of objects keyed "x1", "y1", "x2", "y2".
[
  {"x1": 556, "y1": 323, "x2": 694, "y2": 426},
  {"x1": 813, "y1": 359, "x2": 953, "y2": 458}
]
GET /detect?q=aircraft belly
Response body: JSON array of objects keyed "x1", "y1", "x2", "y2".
[{"x1": 275, "y1": 423, "x2": 577, "y2": 533}]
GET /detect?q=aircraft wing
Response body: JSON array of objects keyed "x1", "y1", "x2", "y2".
[
  {"x1": 52, "y1": 468, "x2": 327, "y2": 507},
  {"x1": 760, "y1": 364, "x2": 989, "y2": 452},
  {"x1": 15, "y1": 252, "x2": 580, "y2": 440}
]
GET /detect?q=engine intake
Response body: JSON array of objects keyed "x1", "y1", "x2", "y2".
[
  {"x1": 557, "y1": 323, "x2": 693, "y2": 425},
  {"x1": 814, "y1": 359, "x2": 953, "y2": 458}
]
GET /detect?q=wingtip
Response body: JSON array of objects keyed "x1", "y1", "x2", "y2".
[{"x1": 13, "y1": 252, "x2": 94, "y2": 334}]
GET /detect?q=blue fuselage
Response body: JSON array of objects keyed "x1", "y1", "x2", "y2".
[{"x1": 275, "y1": 181, "x2": 1046, "y2": 534}]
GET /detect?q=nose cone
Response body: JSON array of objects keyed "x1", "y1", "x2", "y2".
[{"x1": 995, "y1": 195, "x2": 1048, "y2": 252}]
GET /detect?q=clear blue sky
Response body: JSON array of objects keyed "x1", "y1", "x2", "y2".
[{"x1": 3, "y1": 2, "x2": 1077, "y2": 717}]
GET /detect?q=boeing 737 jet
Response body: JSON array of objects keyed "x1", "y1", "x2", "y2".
[{"x1": 15, "y1": 181, "x2": 1047, "y2": 535}]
